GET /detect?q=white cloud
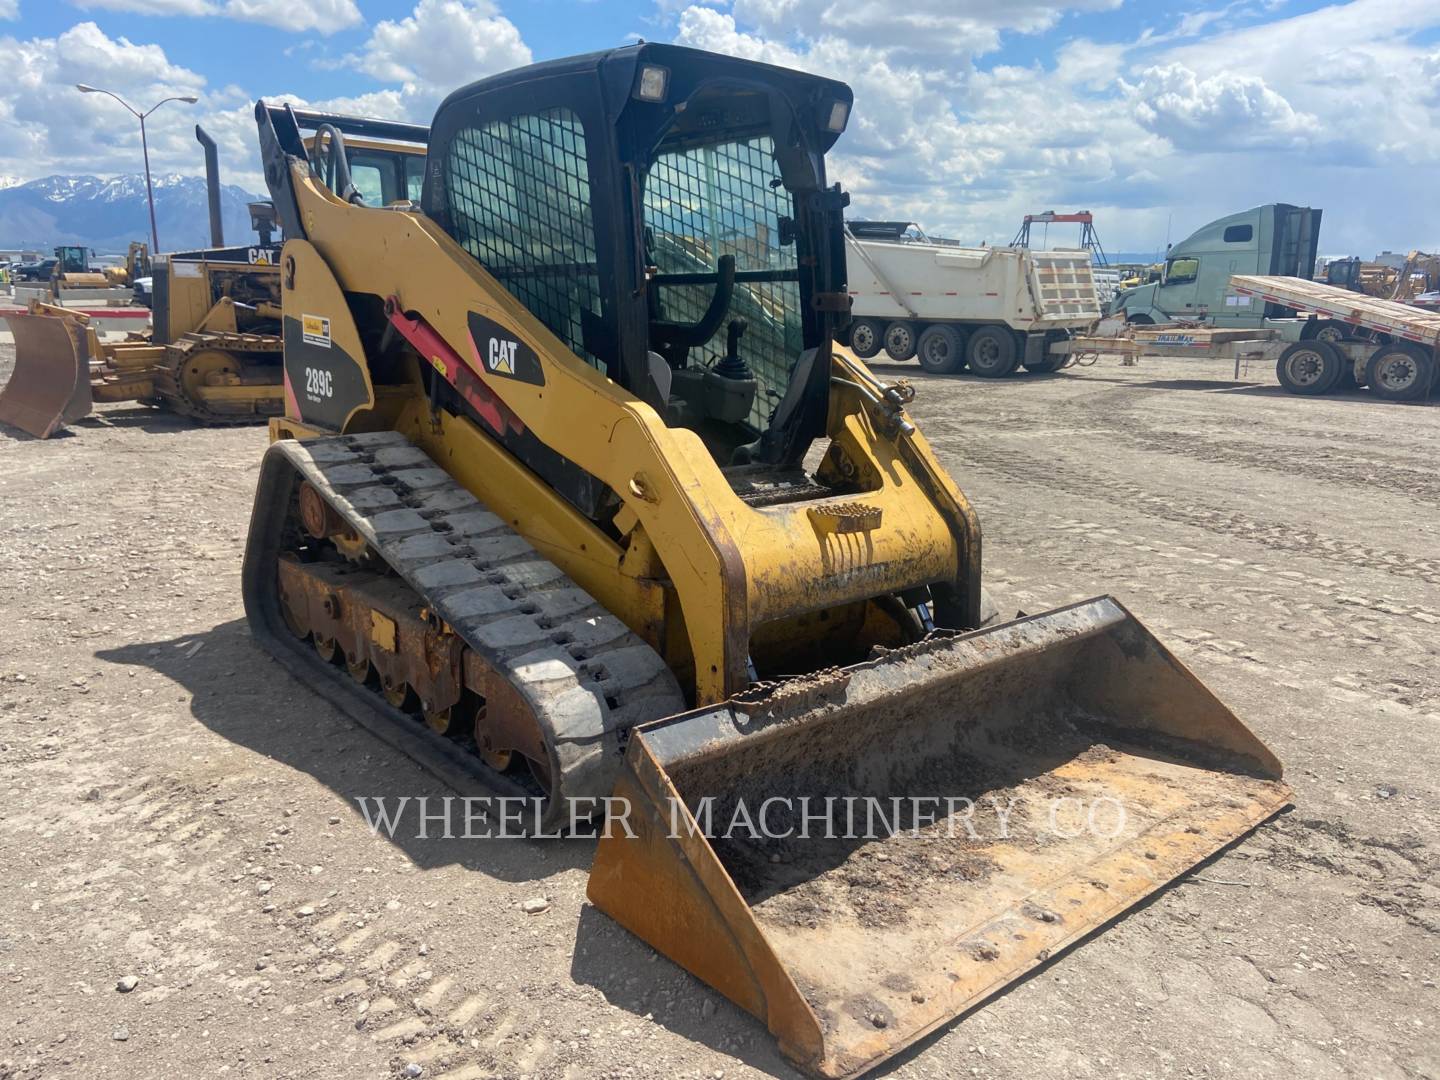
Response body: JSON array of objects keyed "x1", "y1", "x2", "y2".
[
  {"x1": 351, "y1": 0, "x2": 531, "y2": 119},
  {"x1": 666, "y1": 0, "x2": 1440, "y2": 254},
  {"x1": 222, "y1": 0, "x2": 361, "y2": 32},
  {"x1": 729, "y1": 0, "x2": 1122, "y2": 57},
  {"x1": 0, "y1": 0, "x2": 17, "y2": 18},
  {"x1": 673, "y1": 7, "x2": 1157, "y2": 244},
  {"x1": 1126, "y1": 64, "x2": 1314, "y2": 152},
  {"x1": 0, "y1": 22, "x2": 221, "y2": 185},
  {"x1": 0, "y1": 0, "x2": 533, "y2": 196},
  {"x1": 72, "y1": 0, "x2": 361, "y2": 33}
]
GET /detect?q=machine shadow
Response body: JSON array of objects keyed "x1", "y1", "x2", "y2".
[
  {"x1": 570, "y1": 904, "x2": 805, "y2": 1079},
  {"x1": 78, "y1": 406, "x2": 203, "y2": 432},
  {"x1": 0, "y1": 419, "x2": 58, "y2": 441},
  {"x1": 95, "y1": 617, "x2": 594, "y2": 883}
]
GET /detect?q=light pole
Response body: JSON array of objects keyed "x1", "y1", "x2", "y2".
[{"x1": 75, "y1": 85, "x2": 199, "y2": 254}]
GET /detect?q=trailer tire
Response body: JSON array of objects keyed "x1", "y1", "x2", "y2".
[
  {"x1": 1366, "y1": 344, "x2": 1435, "y2": 402},
  {"x1": 915, "y1": 325, "x2": 967, "y2": 374},
  {"x1": 1335, "y1": 360, "x2": 1359, "y2": 391},
  {"x1": 967, "y1": 326, "x2": 1019, "y2": 377},
  {"x1": 849, "y1": 318, "x2": 883, "y2": 359},
  {"x1": 1276, "y1": 341, "x2": 1344, "y2": 396},
  {"x1": 1301, "y1": 320, "x2": 1350, "y2": 344},
  {"x1": 883, "y1": 320, "x2": 918, "y2": 361},
  {"x1": 1126, "y1": 313, "x2": 1155, "y2": 326}
]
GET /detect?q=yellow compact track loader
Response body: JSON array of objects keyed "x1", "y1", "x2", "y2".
[{"x1": 241, "y1": 46, "x2": 1290, "y2": 1078}]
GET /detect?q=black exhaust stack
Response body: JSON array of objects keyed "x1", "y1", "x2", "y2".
[{"x1": 195, "y1": 125, "x2": 224, "y2": 248}]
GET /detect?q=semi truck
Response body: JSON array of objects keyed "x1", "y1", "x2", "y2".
[
  {"x1": 1110, "y1": 204, "x2": 1325, "y2": 331},
  {"x1": 842, "y1": 221, "x2": 1101, "y2": 376}
]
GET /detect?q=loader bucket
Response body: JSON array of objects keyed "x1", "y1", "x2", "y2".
[
  {"x1": 588, "y1": 596, "x2": 1289, "y2": 1078},
  {"x1": 0, "y1": 309, "x2": 93, "y2": 438}
]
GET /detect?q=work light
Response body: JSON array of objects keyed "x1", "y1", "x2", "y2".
[{"x1": 636, "y1": 64, "x2": 670, "y2": 102}]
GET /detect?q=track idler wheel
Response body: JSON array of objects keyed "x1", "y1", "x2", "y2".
[
  {"x1": 381, "y1": 675, "x2": 418, "y2": 711},
  {"x1": 424, "y1": 693, "x2": 476, "y2": 736},
  {"x1": 473, "y1": 702, "x2": 513, "y2": 771},
  {"x1": 345, "y1": 652, "x2": 374, "y2": 685},
  {"x1": 280, "y1": 594, "x2": 308, "y2": 640}
]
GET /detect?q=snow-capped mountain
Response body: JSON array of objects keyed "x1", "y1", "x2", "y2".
[{"x1": 0, "y1": 173, "x2": 266, "y2": 253}]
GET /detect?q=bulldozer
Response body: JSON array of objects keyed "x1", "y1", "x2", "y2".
[
  {"x1": 0, "y1": 123, "x2": 426, "y2": 439},
  {"x1": 0, "y1": 253, "x2": 286, "y2": 437},
  {"x1": 241, "y1": 45, "x2": 1290, "y2": 1078},
  {"x1": 0, "y1": 129, "x2": 290, "y2": 438}
]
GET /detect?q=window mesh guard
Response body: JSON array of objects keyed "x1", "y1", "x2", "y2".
[
  {"x1": 645, "y1": 136, "x2": 803, "y2": 430},
  {"x1": 446, "y1": 108, "x2": 604, "y2": 370}
]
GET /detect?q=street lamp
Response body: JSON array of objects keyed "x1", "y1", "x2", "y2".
[{"x1": 75, "y1": 84, "x2": 199, "y2": 254}]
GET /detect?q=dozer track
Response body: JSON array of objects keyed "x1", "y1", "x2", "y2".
[
  {"x1": 154, "y1": 330, "x2": 285, "y2": 424},
  {"x1": 242, "y1": 431, "x2": 685, "y2": 831}
]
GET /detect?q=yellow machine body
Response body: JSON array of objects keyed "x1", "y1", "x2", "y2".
[{"x1": 242, "y1": 53, "x2": 1289, "y2": 1079}]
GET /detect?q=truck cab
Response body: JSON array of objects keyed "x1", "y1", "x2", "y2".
[{"x1": 1111, "y1": 204, "x2": 1321, "y2": 326}]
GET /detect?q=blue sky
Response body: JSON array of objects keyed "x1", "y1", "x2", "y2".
[{"x1": 2, "y1": 0, "x2": 1436, "y2": 254}]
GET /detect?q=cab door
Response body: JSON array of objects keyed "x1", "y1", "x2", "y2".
[{"x1": 1154, "y1": 255, "x2": 1201, "y2": 318}]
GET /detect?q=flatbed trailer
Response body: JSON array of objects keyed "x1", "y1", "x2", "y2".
[
  {"x1": 1230, "y1": 274, "x2": 1440, "y2": 348},
  {"x1": 1104, "y1": 276, "x2": 1439, "y2": 401},
  {"x1": 1227, "y1": 276, "x2": 1439, "y2": 400}
]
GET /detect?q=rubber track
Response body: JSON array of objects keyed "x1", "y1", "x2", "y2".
[{"x1": 243, "y1": 431, "x2": 685, "y2": 831}]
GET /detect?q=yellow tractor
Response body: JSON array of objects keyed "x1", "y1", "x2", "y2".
[
  {"x1": 0, "y1": 123, "x2": 425, "y2": 439},
  {"x1": 242, "y1": 46, "x2": 1289, "y2": 1078},
  {"x1": 100, "y1": 241, "x2": 152, "y2": 288}
]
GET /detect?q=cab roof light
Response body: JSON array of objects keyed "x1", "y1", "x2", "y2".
[{"x1": 635, "y1": 65, "x2": 670, "y2": 103}]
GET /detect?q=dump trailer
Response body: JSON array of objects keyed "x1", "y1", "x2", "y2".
[
  {"x1": 843, "y1": 221, "x2": 1100, "y2": 376},
  {"x1": 240, "y1": 46, "x2": 1288, "y2": 1078}
]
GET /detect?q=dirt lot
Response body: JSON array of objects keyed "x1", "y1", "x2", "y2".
[{"x1": 1, "y1": 345, "x2": 1437, "y2": 1080}]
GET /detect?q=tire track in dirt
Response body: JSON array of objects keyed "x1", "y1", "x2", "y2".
[
  {"x1": 979, "y1": 510, "x2": 1440, "y2": 717},
  {"x1": 949, "y1": 438, "x2": 1440, "y2": 587},
  {"x1": 1057, "y1": 386, "x2": 1440, "y2": 508},
  {"x1": 0, "y1": 702, "x2": 567, "y2": 1080}
]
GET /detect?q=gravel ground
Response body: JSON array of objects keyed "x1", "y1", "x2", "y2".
[{"x1": 0, "y1": 343, "x2": 1436, "y2": 1080}]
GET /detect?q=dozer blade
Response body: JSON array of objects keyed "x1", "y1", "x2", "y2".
[
  {"x1": 0, "y1": 309, "x2": 93, "y2": 438},
  {"x1": 588, "y1": 596, "x2": 1290, "y2": 1078}
]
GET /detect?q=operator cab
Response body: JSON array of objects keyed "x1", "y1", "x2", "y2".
[
  {"x1": 292, "y1": 109, "x2": 430, "y2": 208},
  {"x1": 423, "y1": 43, "x2": 854, "y2": 469}
]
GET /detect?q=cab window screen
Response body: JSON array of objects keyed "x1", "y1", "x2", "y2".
[
  {"x1": 444, "y1": 108, "x2": 603, "y2": 369},
  {"x1": 1223, "y1": 224, "x2": 1254, "y2": 243},
  {"x1": 644, "y1": 135, "x2": 802, "y2": 429}
]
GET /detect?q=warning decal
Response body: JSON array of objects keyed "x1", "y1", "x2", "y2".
[{"x1": 302, "y1": 314, "x2": 332, "y2": 348}]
